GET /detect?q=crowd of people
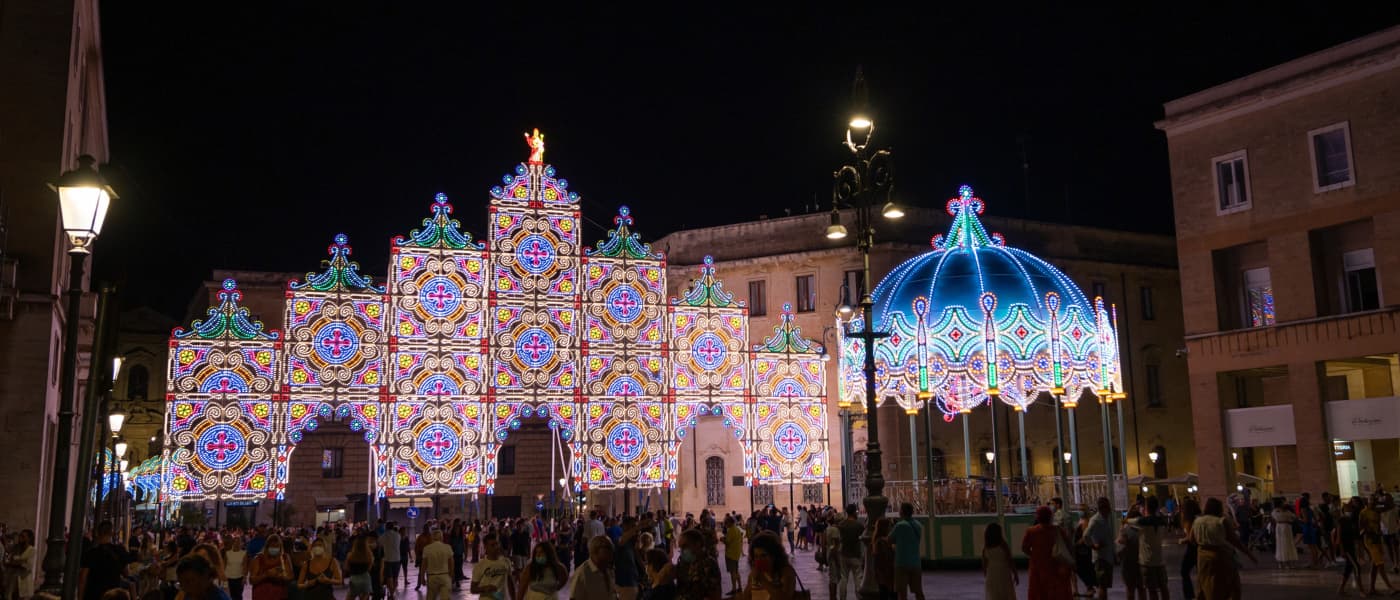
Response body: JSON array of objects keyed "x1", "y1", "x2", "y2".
[{"x1": 32, "y1": 487, "x2": 1400, "y2": 600}]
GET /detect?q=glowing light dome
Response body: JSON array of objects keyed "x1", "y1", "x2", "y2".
[{"x1": 840, "y1": 185, "x2": 1122, "y2": 421}]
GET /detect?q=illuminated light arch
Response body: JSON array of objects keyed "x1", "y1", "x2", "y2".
[{"x1": 751, "y1": 304, "x2": 828, "y2": 485}]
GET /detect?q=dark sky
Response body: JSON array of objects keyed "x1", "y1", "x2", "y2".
[{"x1": 95, "y1": 4, "x2": 1400, "y2": 318}]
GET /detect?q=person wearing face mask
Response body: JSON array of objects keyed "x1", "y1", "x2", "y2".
[
  {"x1": 297, "y1": 540, "x2": 341, "y2": 600},
  {"x1": 738, "y1": 532, "x2": 796, "y2": 600},
  {"x1": 642, "y1": 548, "x2": 676, "y2": 600},
  {"x1": 248, "y1": 535, "x2": 291, "y2": 600},
  {"x1": 516, "y1": 541, "x2": 567, "y2": 600},
  {"x1": 470, "y1": 533, "x2": 513, "y2": 600},
  {"x1": 673, "y1": 529, "x2": 721, "y2": 600}
]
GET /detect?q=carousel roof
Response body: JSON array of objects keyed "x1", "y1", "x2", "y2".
[{"x1": 871, "y1": 185, "x2": 1093, "y2": 329}]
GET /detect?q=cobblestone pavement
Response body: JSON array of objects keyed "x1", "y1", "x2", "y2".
[{"x1": 363, "y1": 545, "x2": 1346, "y2": 600}]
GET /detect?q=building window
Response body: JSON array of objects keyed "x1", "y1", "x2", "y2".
[
  {"x1": 1212, "y1": 151, "x2": 1251, "y2": 214},
  {"x1": 498, "y1": 446, "x2": 516, "y2": 475},
  {"x1": 1343, "y1": 248, "x2": 1380, "y2": 312},
  {"x1": 1242, "y1": 267, "x2": 1275, "y2": 327},
  {"x1": 321, "y1": 448, "x2": 344, "y2": 479},
  {"x1": 1309, "y1": 122, "x2": 1354, "y2": 192},
  {"x1": 795, "y1": 275, "x2": 816, "y2": 313},
  {"x1": 748, "y1": 280, "x2": 767, "y2": 317},
  {"x1": 1140, "y1": 286, "x2": 1155, "y2": 321},
  {"x1": 1145, "y1": 364, "x2": 1162, "y2": 407},
  {"x1": 705, "y1": 457, "x2": 725, "y2": 506},
  {"x1": 1090, "y1": 281, "x2": 1107, "y2": 302},
  {"x1": 731, "y1": 476, "x2": 745, "y2": 486},
  {"x1": 754, "y1": 485, "x2": 774, "y2": 507},
  {"x1": 127, "y1": 365, "x2": 150, "y2": 400},
  {"x1": 802, "y1": 483, "x2": 823, "y2": 503},
  {"x1": 842, "y1": 270, "x2": 864, "y2": 307}
]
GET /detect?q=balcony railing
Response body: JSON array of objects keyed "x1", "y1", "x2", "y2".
[{"x1": 855, "y1": 475, "x2": 1131, "y2": 515}]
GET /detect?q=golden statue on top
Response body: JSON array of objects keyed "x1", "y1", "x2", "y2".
[{"x1": 524, "y1": 128, "x2": 546, "y2": 165}]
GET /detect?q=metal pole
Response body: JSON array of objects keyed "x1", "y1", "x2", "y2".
[
  {"x1": 922, "y1": 403, "x2": 935, "y2": 558},
  {"x1": 101, "y1": 403, "x2": 111, "y2": 526},
  {"x1": 1116, "y1": 398, "x2": 1129, "y2": 506},
  {"x1": 989, "y1": 399, "x2": 1005, "y2": 535},
  {"x1": 857, "y1": 206, "x2": 889, "y2": 600},
  {"x1": 1102, "y1": 400, "x2": 1113, "y2": 507},
  {"x1": 961, "y1": 415, "x2": 972, "y2": 478},
  {"x1": 1053, "y1": 395, "x2": 1066, "y2": 500},
  {"x1": 1017, "y1": 410, "x2": 1029, "y2": 483},
  {"x1": 908, "y1": 415, "x2": 918, "y2": 481},
  {"x1": 1068, "y1": 406, "x2": 1081, "y2": 504},
  {"x1": 39, "y1": 250, "x2": 89, "y2": 595},
  {"x1": 62, "y1": 285, "x2": 114, "y2": 600}
]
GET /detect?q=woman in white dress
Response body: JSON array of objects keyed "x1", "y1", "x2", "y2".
[{"x1": 1272, "y1": 500, "x2": 1299, "y2": 567}]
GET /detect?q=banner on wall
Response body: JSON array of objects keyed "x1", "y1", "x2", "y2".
[
  {"x1": 1327, "y1": 396, "x2": 1400, "y2": 441},
  {"x1": 1226, "y1": 405, "x2": 1297, "y2": 447}
]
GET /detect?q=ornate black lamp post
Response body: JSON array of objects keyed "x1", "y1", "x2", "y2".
[
  {"x1": 39, "y1": 155, "x2": 116, "y2": 595},
  {"x1": 823, "y1": 68, "x2": 902, "y2": 600}
]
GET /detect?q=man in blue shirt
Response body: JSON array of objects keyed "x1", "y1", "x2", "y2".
[{"x1": 889, "y1": 502, "x2": 925, "y2": 600}]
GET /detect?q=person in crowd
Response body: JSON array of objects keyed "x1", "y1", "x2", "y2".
[
  {"x1": 1179, "y1": 498, "x2": 1200, "y2": 600},
  {"x1": 177, "y1": 555, "x2": 231, "y2": 600},
  {"x1": 248, "y1": 534, "x2": 291, "y2": 600},
  {"x1": 1362, "y1": 494, "x2": 1399, "y2": 594},
  {"x1": 568, "y1": 536, "x2": 616, "y2": 600},
  {"x1": 1297, "y1": 494, "x2": 1325, "y2": 568},
  {"x1": 188, "y1": 543, "x2": 227, "y2": 593},
  {"x1": 419, "y1": 529, "x2": 453, "y2": 600},
  {"x1": 1271, "y1": 498, "x2": 1299, "y2": 568},
  {"x1": 5, "y1": 529, "x2": 34, "y2": 600},
  {"x1": 722, "y1": 516, "x2": 744, "y2": 596},
  {"x1": 344, "y1": 535, "x2": 374, "y2": 600},
  {"x1": 450, "y1": 521, "x2": 467, "y2": 589},
  {"x1": 616, "y1": 516, "x2": 647, "y2": 600},
  {"x1": 296, "y1": 539, "x2": 340, "y2": 600},
  {"x1": 513, "y1": 521, "x2": 534, "y2": 573},
  {"x1": 674, "y1": 529, "x2": 721, "y2": 600},
  {"x1": 889, "y1": 502, "x2": 924, "y2": 600},
  {"x1": 1335, "y1": 496, "x2": 1368, "y2": 596},
  {"x1": 413, "y1": 525, "x2": 432, "y2": 591},
  {"x1": 1192, "y1": 497, "x2": 1256, "y2": 599},
  {"x1": 1117, "y1": 507, "x2": 1144, "y2": 600},
  {"x1": 516, "y1": 540, "x2": 567, "y2": 600},
  {"x1": 796, "y1": 507, "x2": 810, "y2": 552},
  {"x1": 80, "y1": 521, "x2": 131, "y2": 600},
  {"x1": 472, "y1": 533, "x2": 514, "y2": 600},
  {"x1": 1022, "y1": 505, "x2": 1072, "y2": 600},
  {"x1": 223, "y1": 536, "x2": 248, "y2": 600},
  {"x1": 379, "y1": 523, "x2": 401, "y2": 599},
  {"x1": 1379, "y1": 487, "x2": 1399, "y2": 572},
  {"x1": 835, "y1": 504, "x2": 864, "y2": 600},
  {"x1": 643, "y1": 548, "x2": 676, "y2": 600},
  {"x1": 869, "y1": 518, "x2": 894, "y2": 600},
  {"x1": 1134, "y1": 496, "x2": 1169, "y2": 600},
  {"x1": 982, "y1": 522, "x2": 1016, "y2": 600},
  {"x1": 1081, "y1": 499, "x2": 1115, "y2": 600},
  {"x1": 736, "y1": 531, "x2": 795, "y2": 600}
]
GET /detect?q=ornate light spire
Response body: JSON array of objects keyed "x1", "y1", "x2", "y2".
[
  {"x1": 931, "y1": 185, "x2": 1005, "y2": 250},
  {"x1": 674, "y1": 256, "x2": 740, "y2": 308},
  {"x1": 587, "y1": 206, "x2": 660, "y2": 259},
  {"x1": 173, "y1": 279, "x2": 280, "y2": 340},
  {"x1": 290, "y1": 233, "x2": 386, "y2": 293},
  {"x1": 754, "y1": 304, "x2": 819, "y2": 354},
  {"x1": 394, "y1": 193, "x2": 481, "y2": 249}
]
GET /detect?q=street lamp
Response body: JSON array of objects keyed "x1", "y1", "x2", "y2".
[
  {"x1": 109, "y1": 409, "x2": 127, "y2": 435},
  {"x1": 40, "y1": 155, "x2": 116, "y2": 595},
  {"x1": 1148, "y1": 451, "x2": 1159, "y2": 464},
  {"x1": 984, "y1": 451, "x2": 995, "y2": 464},
  {"x1": 115, "y1": 438, "x2": 128, "y2": 460},
  {"x1": 1063, "y1": 452, "x2": 1072, "y2": 464},
  {"x1": 825, "y1": 68, "x2": 898, "y2": 600}
]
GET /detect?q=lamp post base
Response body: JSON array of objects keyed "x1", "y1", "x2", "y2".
[{"x1": 857, "y1": 493, "x2": 889, "y2": 600}]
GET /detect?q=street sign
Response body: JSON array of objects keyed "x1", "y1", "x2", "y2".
[
  {"x1": 406, "y1": 507, "x2": 419, "y2": 520},
  {"x1": 535, "y1": 501, "x2": 545, "y2": 512}
]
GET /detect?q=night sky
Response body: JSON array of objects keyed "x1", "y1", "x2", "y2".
[{"x1": 95, "y1": 4, "x2": 1400, "y2": 318}]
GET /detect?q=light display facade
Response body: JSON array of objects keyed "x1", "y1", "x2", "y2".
[
  {"x1": 162, "y1": 137, "x2": 829, "y2": 502},
  {"x1": 853, "y1": 185, "x2": 1122, "y2": 420},
  {"x1": 164, "y1": 279, "x2": 281, "y2": 501}
]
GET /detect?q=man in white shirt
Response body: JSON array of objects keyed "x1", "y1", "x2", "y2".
[
  {"x1": 1133, "y1": 496, "x2": 1169, "y2": 600},
  {"x1": 380, "y1": 522, "x2": 402, "y2": 598},
  {"x1": 421, "y1": 529, "x2": 455, "y2": 600},
  {"x1": 568, "y1": 535, "x2": 617, "y2": 600},
  {"x1": 471, "y1": 534, "x2": 513, "y2": 600}
]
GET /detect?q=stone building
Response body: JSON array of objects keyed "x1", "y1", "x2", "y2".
[
  {"x1": 653, "y1": 201, "x2": 1192, "y2": 512},
  {"x1": 1157, "y1": 25, "x2": 1400, "y2": 500},
  {"x1": 0, "y1": 0, "x2": 109, "y2": 564}
]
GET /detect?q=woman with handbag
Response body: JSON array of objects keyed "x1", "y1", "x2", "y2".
[{"x1": 1021, "y1": 506, "x2": 1072, "y2": 600}]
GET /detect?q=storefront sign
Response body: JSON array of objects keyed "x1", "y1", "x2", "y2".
[
  {"x1": 1334, "y1": 440, "x2": 1357, "y2": 460},
  {"x1": 1226, "y1": 405, "x2": 1296, "y2": 447},
  {"x1": 225, "y1": 500, "x2": 257, "y2": 507},
  {"x1": 1327, "y1": 396, "x2": 1400, "y2": 441}
]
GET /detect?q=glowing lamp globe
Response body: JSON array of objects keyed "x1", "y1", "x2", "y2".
[
  {"x1": 115, "y1": 438, "x2": 128, "y2": 459},
  {"x1": 49, "y1": 155, "x2": 116, "y2": 251},
  {"x1": 849, "y1": 116, "x2": 873, "y2": 130},
  {"x1": 881, "y1": 201, "x2": 904, "y2": 219},
  {"x1": 108, "y1": 410, "x2": 127, "y2": 434}
]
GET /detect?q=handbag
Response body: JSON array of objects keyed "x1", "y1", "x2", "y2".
[
  {"x1": 1053, "y1": 529, "x2": 1076, "y2": 567},
  {"x1": 793, "y1": 572, "x2": 812, "y2": 600}
]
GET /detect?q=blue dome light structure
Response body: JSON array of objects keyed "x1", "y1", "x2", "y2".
[{"x1": 839, "y1": 185, "x2": 1124, "y2": 420}]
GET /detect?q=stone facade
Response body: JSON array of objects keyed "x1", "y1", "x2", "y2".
[
  {"x1": 0, "y1": 0, "x2": 108, "y2": 567},
  {"x1": 1157, "y1": 25, "x2": 1400, "y2": 499},
  {"x1": 654, "y1": 205, "x2": 1192, "y2": 511}
]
